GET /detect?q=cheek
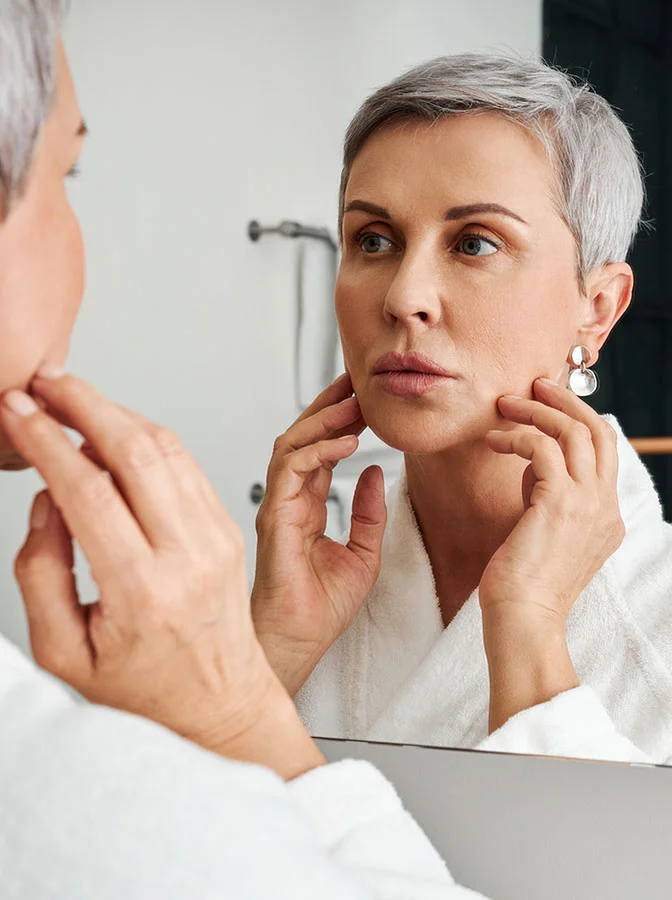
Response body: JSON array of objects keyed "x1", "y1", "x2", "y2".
[
  {"x1": 0, "y1": 197, "x2": 85, "y2": 391},
  {"x1": 334, "y1": 283, "x2": 363, "y2": 373},
  {"x1": 48, "y1": 205, "x2": 86, "y2": 358},
  {"x1": 475, "y1": 269, "x2": 581, "y2": 373},
  {"x1": 335, "y1": 266, "x2": 385, "y2": 369}
]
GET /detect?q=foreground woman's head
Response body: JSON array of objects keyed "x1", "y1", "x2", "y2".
[
  {"x1": 336, "y1": 55, "x2": 644, "y2": 454},
  {"x1": 0, "y1": 1, "x2": 85, "y2": 470}
]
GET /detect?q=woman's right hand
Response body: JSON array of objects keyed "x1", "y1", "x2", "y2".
[
  {"x1": 3, "y1": 372, "x2": 324, "y2": 781},
  {"x1": 252, "y1": 374, "x2": 387, "y2": 696}
]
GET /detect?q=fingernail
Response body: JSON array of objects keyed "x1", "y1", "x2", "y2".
[
  {"x1": 3, "y1": 390, "x2": 39, "y2": 417},
  {"x1": 35, "y1": 364, "x2": 65, "y2": 381},
  {"x1": 500, "y1": 394, "x2": 522, "y2": 401},
  {"x1": 30, "y1": 493, "x2": 50, "y2": 530},
  {"x1": 536, "y1": 377, "x2": 557, "y2": 386}
]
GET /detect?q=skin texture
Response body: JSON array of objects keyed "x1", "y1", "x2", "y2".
[
  {"x1": 0, "y1": 42, "x2": 324, "y2": 780},
  {"x1": 254, "y1": 112, "x2": 631, "y2": 732}
]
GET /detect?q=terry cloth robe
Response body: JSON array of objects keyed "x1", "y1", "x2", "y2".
[
  {"x1": 297, "y1": 415, "x2": 672, "y2": 764},
  {"x1": 0, "y1": 631, "x2": 488, "y2": 900}
]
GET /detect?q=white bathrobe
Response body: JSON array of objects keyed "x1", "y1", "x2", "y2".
[
  {"x1": 0, "y1": 631, "x2": 487, "y2": 899},
  {"x1": 297, "y1": 416, "x2": 672, "y2": 764}
]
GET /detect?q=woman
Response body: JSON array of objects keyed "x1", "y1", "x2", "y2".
[
  {"x1": 0, "y1": 6, "x2": 484, "y2": 897},
  {"x1": 252, "y1": 55, "x2": 672, "y2": 762}
]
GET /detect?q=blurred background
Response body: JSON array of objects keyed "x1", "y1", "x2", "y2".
[{"x1": 8, "y1": 1, "x2": 665, "y2": 653}]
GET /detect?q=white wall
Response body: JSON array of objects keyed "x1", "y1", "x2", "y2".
[{"x1": 0, "y1": 0, "x2": 541, "y2": 652}]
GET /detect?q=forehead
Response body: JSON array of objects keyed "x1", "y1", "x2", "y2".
[{"x1": 345, "y1": 113, "x2": 559, "y2": 220}]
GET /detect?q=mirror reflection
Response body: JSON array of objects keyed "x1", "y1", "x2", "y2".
[
  {"x1": 1, "y1": 0, "x2": 669, "y2": 776},
  {"x1": 263, "y1": 53, "x2": 672, "y2": 765}
]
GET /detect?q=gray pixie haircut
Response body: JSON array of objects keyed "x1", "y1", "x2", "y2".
[
  {"x1": 0, "y1": 0, "x2": 64, "y2": 212},
  {"x1": 339, "y1": 54, "x2": 645, "y2": 283}
]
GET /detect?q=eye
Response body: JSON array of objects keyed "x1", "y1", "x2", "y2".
[
  {"x1": 457, "y1": 234, "x2": 500, "y2": 257},
  {"x1": 358, "y1": 232, "x2": 395, "y2": 254}
]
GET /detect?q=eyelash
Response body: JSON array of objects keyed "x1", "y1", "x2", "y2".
[
  {"x1": 355, "y1": 229, "x2": 503, "y2": 255},
  {"x1": 67, "y1": 164, "x2": 81, "y2": 179},
  {"x1": 460, "y1": 231, "x2": 503, "y2": 252}
]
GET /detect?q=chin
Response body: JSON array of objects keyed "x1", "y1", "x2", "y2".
[
  {"x1": 360, "y1": 395, "x2": 496, "y2": 456},
  {"x1": 363, "y1": 411, "x2": 462, "y2": 455}
]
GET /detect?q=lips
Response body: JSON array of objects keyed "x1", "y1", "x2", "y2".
[
  {"x1": 372, "y1": 351, "x2": 452, "y2": 377},
  {"x1": 372, "y1": 352, "x2": 454, "y2": 397}
]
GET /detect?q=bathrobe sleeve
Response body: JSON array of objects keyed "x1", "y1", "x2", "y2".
[
  {"x1": 476, "y1": 685, "x2": 654, "y2": 763},
  {"x1": 0, "y1": 634, "x2": 487, "y2": 900}
]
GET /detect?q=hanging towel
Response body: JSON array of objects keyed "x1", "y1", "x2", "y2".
[
  {"x1": 295, "y1": 238, "x2": 339, "y2": 411},
  {"x1": 296, "y1": 415, "x2": 672, "y2": 763}
]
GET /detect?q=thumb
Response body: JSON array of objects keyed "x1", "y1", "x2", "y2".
[
  {"x1": 346, "y1": 466, "x2": 387, "y2": 574},
  {"x1": 14, "y1": 491, "x2": 92, "y2": 686}
]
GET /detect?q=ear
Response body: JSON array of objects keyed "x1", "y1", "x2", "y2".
[{"x1": 576, "y1": 263, "x2": 633, "y2": 364}]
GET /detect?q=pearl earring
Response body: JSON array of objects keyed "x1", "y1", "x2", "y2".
[{"x1": 566, "y1": 345, "x2": 598, "y2": 397}]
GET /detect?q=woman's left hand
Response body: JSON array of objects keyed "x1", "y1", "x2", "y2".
[{"x1": 479, "y1": 377, "x2": 625, "y2": 732}]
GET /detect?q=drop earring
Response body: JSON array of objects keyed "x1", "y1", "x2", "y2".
[{"x1": 566, "y1": 345, "x2": 599, "y2": 397}]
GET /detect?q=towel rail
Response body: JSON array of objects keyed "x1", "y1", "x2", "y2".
[{"x1": 629, "y1": 437, "x2": 672, "y2": 455}]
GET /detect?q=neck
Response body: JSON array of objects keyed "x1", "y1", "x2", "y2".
[{"x1": 405, "y1": 439, "x2": 527, "y2": 626}]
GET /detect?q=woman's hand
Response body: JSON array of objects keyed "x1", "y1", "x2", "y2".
[
  {"x1": 252, "y1": 374, "x2": 387, "y2": 696},
  {"x1": 1, "y1": 371, "x2": 324, "y2": 780},
  {"x1": 480, "y1": 377, "x2": 625, "y2": 732}
]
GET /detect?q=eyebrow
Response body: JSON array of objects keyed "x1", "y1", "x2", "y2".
[
  {"x1": 344, "y1": 200, "x2": 390, "y2": 218},
  {"x1": 343, "y1": 199, "x2": 528, "y2": 226},
  {"x1": 77, "y1": 119, "x2": 89, "y2": 137},
  {"x1": 444, "y1": 203, "x2": 527, "y2": 225}
]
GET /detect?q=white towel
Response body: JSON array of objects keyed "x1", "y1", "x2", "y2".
[
  {"x1": 295, "y1": 238, "x2": 339, "y2": 411},
  {"x1": 297, "y1": 415, "x2": 672, "y2": 763}
]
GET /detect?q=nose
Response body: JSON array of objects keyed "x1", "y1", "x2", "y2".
[{"x1": 382, "y1": 250, "x2": 443, "y2": 329}]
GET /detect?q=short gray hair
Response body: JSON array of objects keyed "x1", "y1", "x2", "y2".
[
  {"x1": 0, "y1": 0, "x2": 63, "y2": 212},
  {"x1": 339, "y1": 54, "x2": 645, "y2": 283}
]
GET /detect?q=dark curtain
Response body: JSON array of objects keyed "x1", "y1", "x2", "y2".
[{"x1": 543, "y1": 0, "x2": 672, "y2": 520}]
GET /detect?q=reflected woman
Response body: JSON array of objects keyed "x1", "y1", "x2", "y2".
[{"x1": 253, "y1": 54, "x2": 672, "y2": 762}]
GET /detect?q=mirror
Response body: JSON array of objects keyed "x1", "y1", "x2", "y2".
[{"x1": 2, "y1": 0, "x2": 670, "y2": 769}]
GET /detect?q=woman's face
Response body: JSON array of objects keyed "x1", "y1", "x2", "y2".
[
  {"x1": 0, "y1": 40, "x2": 86, "y2": 469},
  {"x1": 336, "y1": 113, "x2": 600, "y2": 454}
]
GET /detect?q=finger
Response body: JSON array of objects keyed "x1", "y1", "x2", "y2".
[
  {"x1": 295, "y1": 372, "x2": 353, "y2": 424},
  {"x1": 485, "y1": 429, "x2": 569, "y2": 485},
  {"x1": 15, "y1": 491, "x2": 93, "y2": 687},
  {"x1": 36, "y1": 378, "x2": 239, "y2": 547},
  {"x1": 30, "y1": 373, "x2": 193, "y2": 548},
  {"x1": 0, "y1": 391, "x2": 152, "y2": 591},
  {"x1": 305, "y1": 463, "x2": 335, "y2": 509},
  {"x1": 497, "y1": 395, "x2": 596, "y2": 484},
  {"x1": 80, "y1": 437, "x2": 227, "y2": 534},
  {"x1": 268, "y1": 435, "x2": 359, "y2": 508},
  {"x1": 77, "y1": 424, "x2": 228, "y2": 535},
  {"x1": 532, "y1": 378, "x2": 618, "y2": 481},
  {"x1": 267, "y1": 397, "x2": 364, "y2": 482},
  {"x1": 346, "y1": 466, "x2": 387, "y2": 576}
]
